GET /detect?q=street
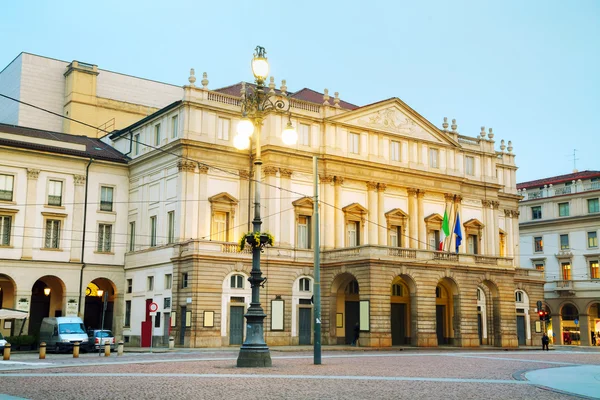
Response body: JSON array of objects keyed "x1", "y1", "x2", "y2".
[{"x1": 0, "y1": 347, "x2": 599, "y2": 399}]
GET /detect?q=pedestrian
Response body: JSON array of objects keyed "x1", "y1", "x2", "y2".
[
  {"x1": 352, "y1": 322, "x2": 360, "y2": 346},
  {"x1": 592, "y1": 331, "x2": 596, "y2": 346},
  {"x1": 542, "y1": 333, "x2": 549, "y2": 351}
]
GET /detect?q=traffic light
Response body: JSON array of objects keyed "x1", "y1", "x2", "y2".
[{"x1": 538, "y1": 310, "x2": 545, "y2": 320}]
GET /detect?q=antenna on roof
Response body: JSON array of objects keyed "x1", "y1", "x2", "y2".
[{"x1": 568, "y1": 149, "x2": 579, "y2": 173}]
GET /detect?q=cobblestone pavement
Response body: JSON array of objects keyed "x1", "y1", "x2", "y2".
[{"x1": 0, "y1": 348, "x2": 598, "y2": 399}]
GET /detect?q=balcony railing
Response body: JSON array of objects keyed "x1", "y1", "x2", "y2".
[
  {"x1": 47, "y1": 195, "x2": 62, "y2": 206},
  {"x1": 0, "y1": 190, "x2": 12, "y2": 201}
]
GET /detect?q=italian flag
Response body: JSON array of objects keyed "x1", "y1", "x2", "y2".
[{"x1": 439, "y1": 207, "x2": 450, "y2": 251}]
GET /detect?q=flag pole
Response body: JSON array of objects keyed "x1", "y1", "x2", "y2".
[{"x1": 446, "y1": 195, "x2": 457, "y2": 252}]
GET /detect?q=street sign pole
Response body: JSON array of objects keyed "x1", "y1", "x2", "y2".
[{"x1": 313, "y1": 156, "x2": 321, "y2": 365}]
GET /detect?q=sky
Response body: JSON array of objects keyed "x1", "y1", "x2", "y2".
[{"x1": 0, "y1": 0, "x2": 598, "y2": 183}]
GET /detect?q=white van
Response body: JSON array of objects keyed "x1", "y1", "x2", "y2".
[{"x1": 39, "y1": 317, "x2": 89, "y2": 353}]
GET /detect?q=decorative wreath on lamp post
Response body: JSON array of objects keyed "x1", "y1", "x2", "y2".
[{"x1": 239, "y1": 231, "x2": 275, "y2": 252}]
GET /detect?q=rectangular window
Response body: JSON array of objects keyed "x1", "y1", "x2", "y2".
[
  {"x1": 0, "y1": 174, "x2": 14, "y2": 201},
  {"x1": 48, "y1": 180, "x2": 62, "y2": 206},
  {"x1": 154, "y1": 124, "x2": 161, "y2": 146},
  {"x1": 349, "y1": 133, "x2": 359, "y2": 154},
  {"x1": 560, "y1": 234, "x2": 569, "y2": 250},
  {"x1": 164, "y1": 297, "x2": 171, "y2": 309},
  {"x1": 0, "y1": 215, "x2": 11, "y2": 246},
  {"x1": 154, "y1": 312, "x2": 161, "y2": 328},
  {"x1": 133, "y1": 133, "x2": 140, "y2": 155},
  {"x1": 124, "y1": 300, "x2": 131, "y2": 327},
  {"x1": 428, "y1": 230, "x2": 440, "y2": 250},
  {"x1": 100, "y1": 186, "x2": 114, "y2": 211},
  {"x1": 212, "y1": 211, "x2": 228, "y2": 242},
  {"x1": 45, "y1": 219, "x2": 60, "y2": 248},
  {"x1": 347, "y1": 221, "x2": 360, "y2": 246},
  {"x1": 97, "y1": 224, "x2": 112, "y2": 252},
  {"x1": 298, "y1": 123, "x2": 310, "y2": 146},
  {"x1": 467, "y1": 234, "x2": 478, "y2": 254},
  {"x1": 534, "y1": 236, "x2": 543, "y2": 252},
  {"x1": 150, "y1": 216, "x2": 157, "y2": 247},
  {"x1": 297, "y1": 215, "x2": 311, "y2": 249},
  {"x1": 171, "y1": 115, "x2": 178, "y2": 138},
  {"x1": 588, "y1": 198, "x2": 599, "y2": 213},
  {"x1": 164, "y1": 274, "x2": 172, "y2": 290},
  {"x1": 147, "y1": 276, "x2": 154, "y2": 291},
  {"x1": 167, "y1": 211, "x2": 175, "y2": 244},
  {"x1": 390, "y1": 225, "x2": 401, "y2": 247},
  {"x1": 558, "y1": 202, "x2": 569, "y2": 217},
  {"x1": 129, "y1": 221, "x2": 135, "y2": 252},
  {"x1": 588, "y1": 231, "x2": 598, "y2": 248},
  {"x1": 390, "y1": 141, "x2": 400, "y2": 162},
  {"x1": 429, "y1": 148, "x2": 439, "y2": 168},
  {"x1": 531, "y1": 206, "x2": 542, "y2": 220},
  {"x1": 465, "y1": 156, "x2": 474, "y2": 176},
  {"x1": 561, "y1": 262, "x2": 572, "y2": 280},
  {"x1": 181, "y1": 272, "x2": 189, "y2": 288},
  {"x1": 535, "y1": 262, "x2": 545, "y2": 272},
  {"x1": 126, "y1": 278, "x2": 132, "y2": 294},
  {"x1": 217, "y1": 117, "x2": 230, "y2": 140},
  {"x1": 591, "y1": 260, "x2": 599, "y2": 279}
]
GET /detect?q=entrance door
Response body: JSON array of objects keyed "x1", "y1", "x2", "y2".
[
  {"x1": 345, "y1": 301, "x2": 359, "y2": 344},
  {"x1": 141, "y1": 299, "x2": 152, "y2": 347},
  {"x1": 436, "y1": 305, "x2": 446, "y2": 345},
  {"x1": 229, "y1": 306, "x2": 245, "y2": 345},
  {"x1": 179, "y1": 306, "x2": 186, "y2": 345},
  {"x1": 477, "y1": 313, "x2": 483, "y2": 345},
  {"x1": 299, "y1": 308, "x2": 312, "y2": 345},
  {"x1": 391, "y1": 303, "x2": 407, "y2": 345},
  {"x1": 516, "y1": 315, "x2": 526, "y2": 345}
]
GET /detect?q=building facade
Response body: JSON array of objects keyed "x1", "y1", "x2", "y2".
[
  {"x1": 0, "y1": 124, "x2": 129, "y2": 342},
  {"x1": 106, "y1": 73, "x2": 544, "y2": 348},
  {"x1": 518, "y1": 171, "x2": 600, "y2": 346}
]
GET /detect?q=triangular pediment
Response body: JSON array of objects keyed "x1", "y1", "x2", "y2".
[
  {"x1": 342, "y1": 202, "x2": 368, "y2": 214},
  {"x1": 424, "y1": 213, "x2": 443, "y2": 223},
  {"x1": 327, "y1": 98, "x2": 459, "y2": 146},
  {"x1": 464, "y1": 218, "x2": 484, "y2": 228},
  {"x1": 208, "y1": 192, "x2": 238, "y2": 204},
  {"x1": 385, "y1": 208, "x2": 408, "y2": 219},
  {"x1": 292, "y1": 196, "x2": 314, "y2": 208}
]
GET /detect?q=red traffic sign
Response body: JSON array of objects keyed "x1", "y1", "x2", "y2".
[{"x1": 149, "y1": 302, "x2": 159, "y2": 312}]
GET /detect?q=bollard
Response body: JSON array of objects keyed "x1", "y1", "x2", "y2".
[
  {"x1": 3, "y1": 343, "x2": 10, "y2": 360},
  {"x1": 39, "y1": 342, "x2": 46, "y2": 359},
  {"x1": 73, "y1": 342, "x2": 80, "y2": 358},
  {"x1": 104, "y1": 342, "x2": 110, "y2": 357},
  {"x1": 117, "y1": 341, "x2": 124, "y2": 356},
  {"x1": 169, "y1": 336, "x2": 174, "y2": 350}
]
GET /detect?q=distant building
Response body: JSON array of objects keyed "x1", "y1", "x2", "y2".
[
  {"x1": 0, "y1": 53, "x2": 181, "y2": 137},
  {"x1": 518, "y1": 171, "x2": 600, "y2": 346},
  {"x1": 0, "y1": 123, "x2": 129, "y2": 339}
]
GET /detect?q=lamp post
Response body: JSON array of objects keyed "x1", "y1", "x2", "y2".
[{"x1": 234, "y1": 46, "x2": 297, "y2": 367}]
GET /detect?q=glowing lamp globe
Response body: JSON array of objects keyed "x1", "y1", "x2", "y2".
[
  {"x1": 251, "y1": 57, "x2": 269, "y2": 81},
  {"x1": 281, "y1": 122, "x2": 298, "y2": 146},
  {"x1": 233, "y1": 134, "x2": 250, "y2": 150},
  {"x1": 236, "y1": 118, "x2": 255, "y2": 138}
]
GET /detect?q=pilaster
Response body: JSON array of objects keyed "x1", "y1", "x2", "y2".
[
  {"x1": 366, "y1": 182, "x2": 378, "y2": 245},
  {"x1": 279, "y1": 168, "x2": 293, "y2": 246},
  {"x1": 70, "y1": 174, "x2": 86, "y2": 262},
  {"x1": 377, "y1": 184, "x2": 387, "y2": 245},
  {"x1": 417, "y1": 190, "x2": 426, "y2": 250},
  {"x1": 263, "y1": 166, "x2": 278, "y2": 236},
  {"x1": 334, "y1": 176, "x2": 344, "y2": 248},
  {"x1": 21, "y1": 168, "x2": 39, "y2": 260},
  {"x1": 407, "y1": 188, "x2": 418, "y2": 249},
  {"x1": 320, "y1": 175, "x2": 335, "y2": 249}
]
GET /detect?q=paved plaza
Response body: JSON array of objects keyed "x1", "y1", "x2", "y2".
[{"x1": 0, "y1": 347, "x2": 599, "y2": 399}]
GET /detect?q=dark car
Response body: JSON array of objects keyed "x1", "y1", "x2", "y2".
[{"x1": 87, "y1": 329, "x2": 115, "y2": 351}]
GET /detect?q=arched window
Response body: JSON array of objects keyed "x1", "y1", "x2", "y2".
[
  {"x1": 299, "y1": 278, "x2": 311, "y2": 292},
  {"x1": 515, "y1": 291, "x2": 523, "y2": 303},
  {"x1": 391, "y1": 284, "x2": 403, "y2": 297},
  {"x1": 230, "y1": 274, "x2": 244, "y2": 289},
  {"x1": 345, "y1": 280, "x2": 359, "y2": 294}
]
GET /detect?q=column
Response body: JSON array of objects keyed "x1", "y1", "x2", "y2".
[
  {"x1": 320, "y1": 176, "x2": 335, "y2": 249},
  {"x1": 177, "y1": 161, "x2": 197, "y2": 240},
  {"x1": 334, "y1": 177, "x2": 344, "y2": 248},
  {"x1": 407, "y1": 188, "x2": 418, "y2": 249},
  {"x1": 415, "y1": 284, "x2": 438, "y2": 346},
  {"x1": 69, "y1": 174, "x2": 86, "y2": 262},
  {"x1": 367, "y1": 182, "x2": 378, "y2": 245},
  {"x1": 239, "y1": 169, "x2": 251, "y2": 233},
  {"x1": 512, "y1": 210, "x2": 520, "y2": 266},
  {"x1": 504, "y1": 209, "x2": 514, "y2": 258},
  {"x1": 263, "y1": 166, "x2": 279, "y2": 237},
  {"x1": 377, "y1": 184, "x2": 387, "y2": 245},
  {"x1": 481, "y1": 200, "x2": 492, "y2": 256},
  {"x1": 417, "y1": 190, "x2": 426, "y2": 250},
  {"x1": 197, "y1": 165, "x2": 209, "y2": 239},
  {"x1": 491, "y1": 201, "x2": 500, "y2": 257},
  {"x1": 279, "y1": 168, "x2": 293, "y2": 247},
  {"x1": 21, "y1": 169, "x2": 40, "y2": 260}
]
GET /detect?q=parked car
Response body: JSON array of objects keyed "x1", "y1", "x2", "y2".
[
  {"x1": 0, "y1": 332, "x2": 7, "y2": 351},
  {"x1": 88, "y1": 329, "x2": 115, "y2": 351}
]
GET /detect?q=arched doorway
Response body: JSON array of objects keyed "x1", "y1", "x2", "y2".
[
  {"x1": 435, "y1": 278, "x2": 459, "y2": 345},
  {"x1": 476, "y1": 287, "x2": 487, "y2": 345},
  {"x1": 514, "y1": 289, "x2": 530, "y2": 346},
  {"x1": 390, "y1": 275, "x2": 415, "y2": 345},
  {"x1": 561, "y1": 303, "x2": 580, "y2": 345},
  {"x1": 84, "y1": 279, "x2": 116, "y2": 332},
  {"x1": 588, "y1": 302, "x2": 600, "y2": 346},
  {"x1": 292, "y1": 276, "x2": 313, "y2": 345},
  {"x1": 330, "y1": 273, "x2": 359, "y2": 345},
  {"x1": 29, "y1": 276, "x2": 65, "y2": 335},
  {"x1": 0, "y1": 274, "x2": 17, "y2": 336},
  {"x1": 221, "y1": 272, "x2": 251, "y2": 346},
  {"x1": 479, "y1": 280, "x2": 501, "y2": 346}
]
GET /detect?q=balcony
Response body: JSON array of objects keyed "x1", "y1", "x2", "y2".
[
  {"x1": 552, "y1": 280, "x2": 575, "y2": 296},
  {"x1": 520, "y1": 180, "x2": 600, "y2": 201}
]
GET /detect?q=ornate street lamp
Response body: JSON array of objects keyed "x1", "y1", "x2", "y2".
[{"x1": 234, "y1": 46, "x2": 297, "y2": 367}]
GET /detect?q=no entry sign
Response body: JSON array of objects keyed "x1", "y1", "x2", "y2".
[{"x1": 149, "y1": 302, "x2": 159, "y2": 312}]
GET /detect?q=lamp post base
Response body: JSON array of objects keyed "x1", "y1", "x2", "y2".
[{"x1": 236, "y1": 346, "x2": 272, "y2": 367}]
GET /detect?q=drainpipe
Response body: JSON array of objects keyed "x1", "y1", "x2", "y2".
[
  {"x1": 78, "y1": 158, "x2": 93, "y2": 315},
  {"x1": 125, "y1": 131, "x2": 133, "y2": 156}
]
